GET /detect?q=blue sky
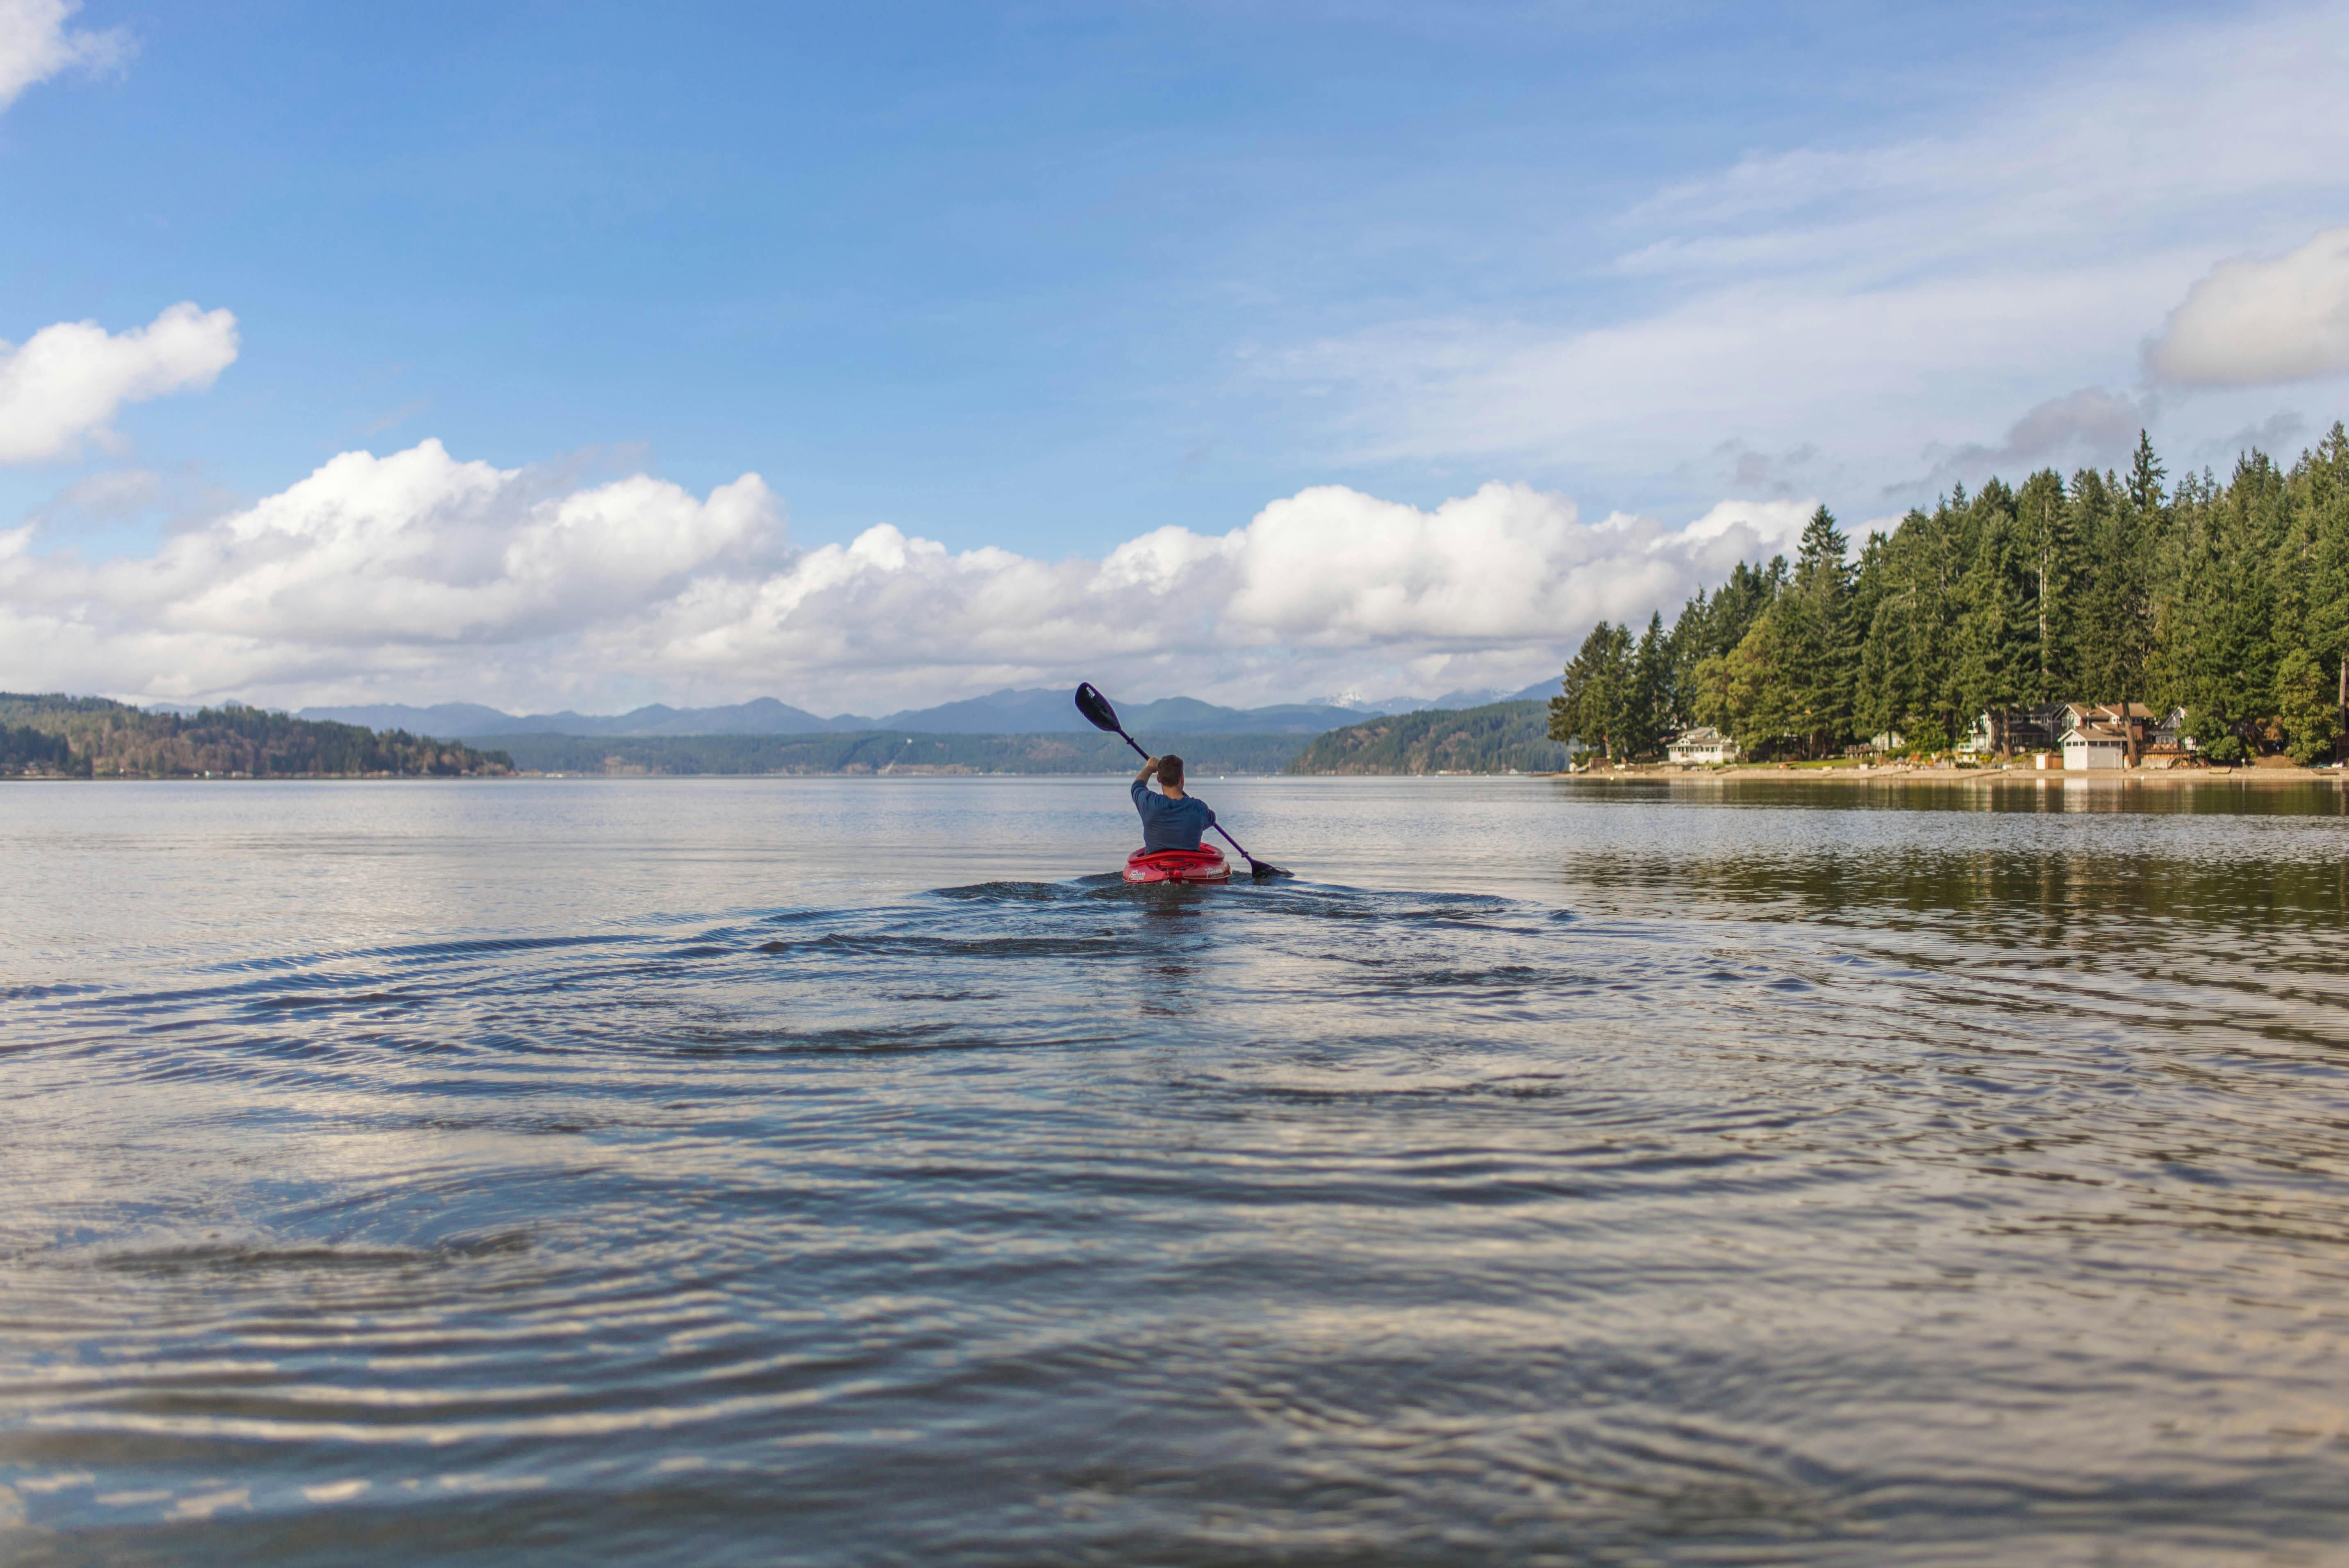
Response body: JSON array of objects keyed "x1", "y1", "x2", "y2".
[{"x1": 5, "y1": 0, "x2": 2347, "y2": 711}]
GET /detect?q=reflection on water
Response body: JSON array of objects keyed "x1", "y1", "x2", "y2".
[{"x1": 2, "y1": 776, "x2": 2347, "y2": 1564}]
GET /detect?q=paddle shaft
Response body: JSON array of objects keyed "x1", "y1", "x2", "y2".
[{"x1": 1111, "y1": 727, "x2": 1266, "y2": 868}]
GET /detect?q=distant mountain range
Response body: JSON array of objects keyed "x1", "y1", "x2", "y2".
[
  {"x1": 296, "y1": 696, "x2": 846, "y2": 740},
  {"x1": 291, "y1": 679, "x2": 1564, "y2": 741},
  {"x1": 480, "y1": 729, "x2": 1315, "y2": 777}
]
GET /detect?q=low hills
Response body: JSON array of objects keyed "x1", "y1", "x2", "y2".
[
  {"x1": 1283, "y1": 701, "x2": 1571, "y2": 775},
  {"x1": 1, "y1": 694, "x2": 513, "y2": 779},
  {"x1": 296, "y1": 696, "x2": 843, "y2": 740}
]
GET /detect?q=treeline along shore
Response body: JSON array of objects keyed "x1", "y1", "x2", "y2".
[
  {"x1": 1550, "y1": 424, "x2": 2349, "y2": 768},
  {"x1": 0, "y1": 695, "x2": 513, "y2": 779}
]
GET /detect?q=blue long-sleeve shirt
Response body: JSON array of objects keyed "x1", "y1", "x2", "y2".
[{"x1": 1131, "y1": 779, "x2": 1216, "y2": 851}]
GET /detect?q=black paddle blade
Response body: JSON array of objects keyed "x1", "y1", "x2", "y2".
[
  {"x1": 1246, "y1": 860, "x2": 1293, "y2": 880},
  {"x1": 1073, "y1": 682, "x2": 1122, "y2": 733}
]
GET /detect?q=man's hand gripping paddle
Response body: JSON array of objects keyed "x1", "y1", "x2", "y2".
[{"x1": 1075, "y1": 682, "x2": 1292, "y2": 879}]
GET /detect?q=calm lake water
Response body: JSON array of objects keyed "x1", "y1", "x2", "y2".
[{"x1": 4, "y1": 775, "x2": 2347, "y2": 1566}]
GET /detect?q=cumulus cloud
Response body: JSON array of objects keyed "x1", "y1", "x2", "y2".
[
  {"x1": 1677, "y1": 498, "x2": 1814, "y2": 548},
  {"x1": 0, "y1": 437, "x2": 1806, "y2": 712},
  {"x1": 0, "y1": 0, "x2": 125, "y2": 110},
  {"x1": 0, "y1": 304, "x2": 240, "y2": 464},
  {"x1": 2149, "y1": 227, "x2": 2349, "y2": 386}
]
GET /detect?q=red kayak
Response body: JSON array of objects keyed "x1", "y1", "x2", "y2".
[{"x1": 1123, "y1": 845, "x2": 1231, "y2": 884}]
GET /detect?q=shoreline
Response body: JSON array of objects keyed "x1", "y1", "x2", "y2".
[
  {"x1": 1547, "y1": 763, "x2": 2347, "y2": 786},
  {"x1": 8, "y1": 764, "x2": 2343, "y2": 786}
]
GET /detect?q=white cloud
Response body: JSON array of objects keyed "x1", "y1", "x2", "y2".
[
  {"x1": 0, "y1": 304, "x2": 240, "y2": 464},
  {"x1": 0, "y1": 0, "x2": 125, "y2": 110},
  {"x1": 2149, "y1": 227, "x2": 2349, "y2": 386},
  {"x1": 1678, "y1": 498, "x2": 1813, "y2": 547},
  {"x1": 1266, "y1": 1, "x2": 2349, "y2": 493},
  {"x1": 0, "y1": 437, "x2": 1799, "y2": 711}
]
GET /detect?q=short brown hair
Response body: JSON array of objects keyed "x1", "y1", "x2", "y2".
[{"x1": 1157, "y1": 754, "x2": 1184, "y2": 786}]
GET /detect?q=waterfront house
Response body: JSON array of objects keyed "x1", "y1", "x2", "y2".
[
  {"x1": 1962, "y1": 702, "x2": 2192, "y2": 768},
  {"x1": 1667, "y1": 726, "x2": 1738, "y2": 765},
  {"x1": 2060, "y1": 721, "x2": 2129, "y2": 770},
  {"x1": 1961, "y1": 702, "x2": 2070, "y2": 756},
  {"x1": 2061, "y1": 702, "x2": 2165, "y2": 746}
]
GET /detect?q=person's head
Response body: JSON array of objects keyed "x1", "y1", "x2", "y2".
[{"x1": 1157, "y1": 754, "x2": 1185, "y2": 789}]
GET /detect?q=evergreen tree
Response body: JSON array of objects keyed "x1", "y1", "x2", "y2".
[
  {"x1": 1667, "y1": 586, "x2": 1712, "y2": 715},
  {"x1": 2015, "y1": 468, "x2": 2077, "y2": 701},
  {"x1": 1779, "y1": 505, "x2": 1854, "y2": 756},
  {"x1": 2306, "y1": 424, "x2": 2349, "y2": 759},
  {"x1": 2074, "y1": 463, "x2": 2154, "y2": 727},
  {"x1": 1629, "y1": 612, "x2": 1672, "y2": 755},
  {"x1": 2172, "y1": 452, "x2": 2285, "y2": 749},
  {"x1": 1724, "y1": 610, "x2": 1805, "y2": 758},
  {"x1": 1953, "y1": 481, "x2": 2034, "y2": 749},
  {"x1": 2127, "y1": 429, "x2": 2167, "y2": 514},
  {"x1": 1549, "y1": 621, "x2": 1635, "y2": 761},
  {"x1": 1849, "y1": 532, "x2": 1899, "y2": 744},
  {"x1": 2276, "y1": 648, "x2": 2340, "y2": 764}
]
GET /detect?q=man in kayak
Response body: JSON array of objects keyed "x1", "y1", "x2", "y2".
[{"x1": 1132, "y1": 754, "x2": 1216, "y2": 851}]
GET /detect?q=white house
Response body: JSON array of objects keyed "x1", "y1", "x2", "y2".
[
  {"x1": 1961, "y1": 703, "x2": 2069, "y2": 756},
  {"x1": 1667, "y1": 726, "x2": 1738, "y2": 765},
  {"x1": 2061, "y1": 722, "x2": 2128, "y2": 770}
]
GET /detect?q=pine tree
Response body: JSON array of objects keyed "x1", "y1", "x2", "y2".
[
  {"x1": 1780, "y1": 505, "x2": 1853, "y2": 757},
  {"x1": 2015, "y1": 468, "x2": 2076, "y2": 701},
  {"x1": 2074, "y1": 463, "x2": 2154, "y2": 733},
  {"x1": 1910, "y1": 499, "x2": 1966, "y2": 750},
  {"x1": 2276, "y1": 648, "x2": 2340, "y2": 764},
  {"x1": 1954, "y1": 484, "x2": 2033, "y2": 748},
  {"x1": 2306, "y1": 424, "x2": 2349, "y2": 759},
  {"x1": 1630, "y1": 612, "x2": 1672, "y2": 756},
  {"x1": 1549, "y1": 621, "x2": 1635, "y2": 761},
  {"x1": 1667, "y1": 586, "x2": 1712, "y2": 716},
  {"x1": 1849, "y1": 532, "x2": 1897, "y2": 744}
]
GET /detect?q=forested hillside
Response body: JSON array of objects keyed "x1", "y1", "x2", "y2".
[
  {"x1": 1549, "y1": 424, "x2": 2349, "y2": 765},
  {"x1": 482, "y1": 730, "x2": 1309, "y2": 775},
  {"x1": 1284, "y1": 702, "x2": 1571, "y2": 774},
  {"x1": 0, "y1": 695, "x2": 513, "y2": 778}
]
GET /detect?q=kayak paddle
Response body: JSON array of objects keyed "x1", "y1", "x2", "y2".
[{"x1": 1075, "y1": 682, "x2": 1292, "y2": 879}]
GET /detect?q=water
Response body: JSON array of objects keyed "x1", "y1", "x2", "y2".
[{"x1": 4, "y1": 775, "x2": 2348, "y2": 1565}]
